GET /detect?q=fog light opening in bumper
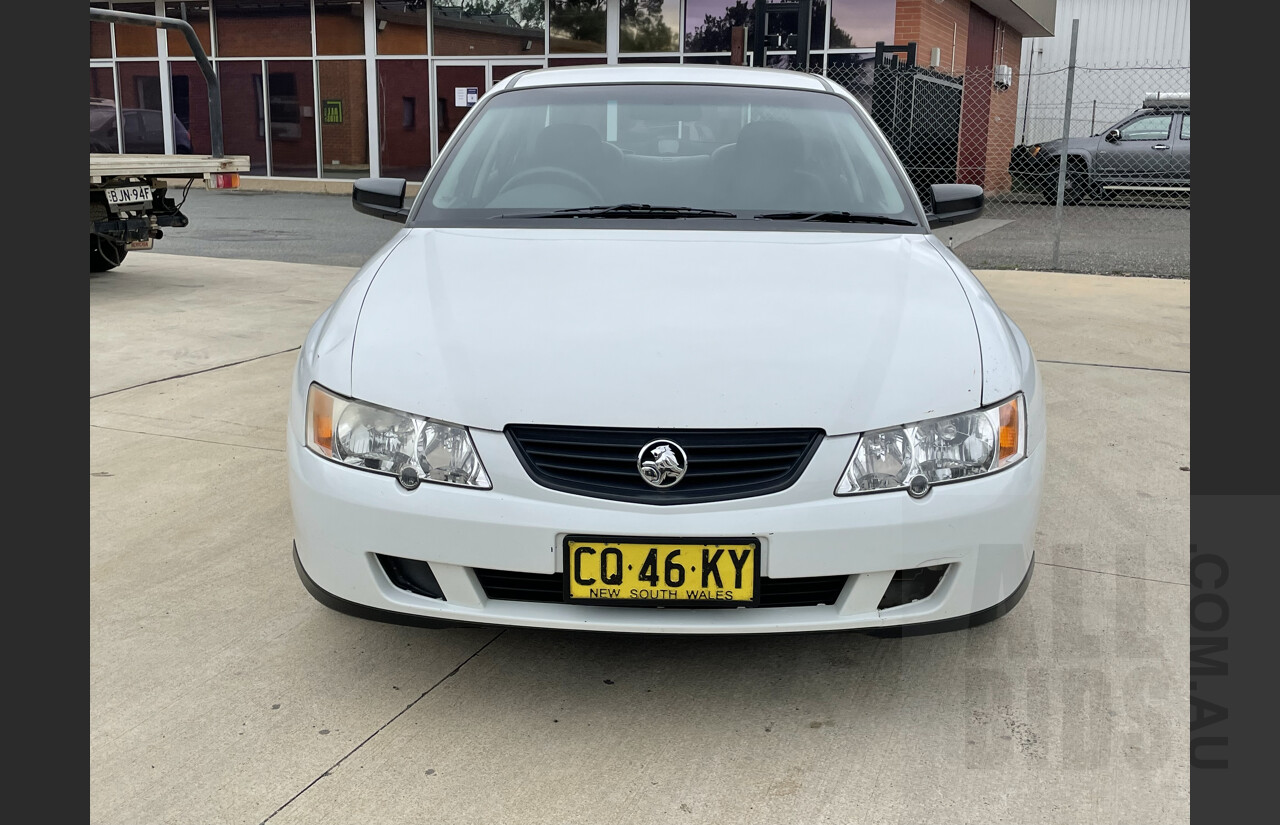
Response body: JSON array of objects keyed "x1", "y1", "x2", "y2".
[
  {"x1": 377, "y1": 554, "x2": 446, "y2": 600},
  {"x1": 877, "y1": 564, "x2": 949, "y2": 610}
]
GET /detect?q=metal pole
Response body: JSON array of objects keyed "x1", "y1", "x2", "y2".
[
  {"x1": 753, "y1": 1, "x2": 767, "y2": 67},
  {"x1": 90, "y1": 6, "x2": 224, "y2": 158},
  {"x1": 1091, "y1": 99, "x2": 1096, "y2": 134},
  {"x1": 1021, "y1": 39, "x2": 1034, "y2": 144},
  {"x1": 1051, "y1": 18, "x2": 1079, "y2": 270},
  {"x1": 796, "y1": 0, "x2": 812, "y2": 71}
]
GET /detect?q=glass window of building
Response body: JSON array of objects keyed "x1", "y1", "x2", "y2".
[
  {"x1": 620, "y1": 0, "x2": 680, "y2": 53},
  {"x1": 433, "y1": 1, "x2": 547, "y2": 56},
  {"x1": 316, "y1": 0, "x2": 366, "y2": 55},
  {"x1": 829, "y1": 0, "x2": 896, "y2": 49},
  {"x1": 266, "y1": 61, "x2": 318, "y2": 177},
  {"x1": 216, "y1": 60, "x2": 268, "y2": 174},
  {"x1": 376, "y1": 0, "x2": 429, "y2": 54},
  {"x1": 113, "y1": 3, "x2": 161, "y2": 57},
  {"x1": 90, "y1": 68, "x2": 119, "y2": 153},
  {"x1": 163, "y1": 3, "x2": 214, "y2": 58},
  {"x1": 550, "y1": 0, "x2": 606, "y2": 54},
  {"x1": 683, "y1": 0, "x2": 748, "y2": 53},
  {"x1": 115, "y1": 62, "x2": 165, "y2": 152},
  {"x1": 748, "y1": 1, "x2": 828, "y2": 54},
  {"x1": 214, "y1": 0, "x2": 312, "y2": 57},
  {"x1": 170, "y1": 62, "x2": 214, "y2": 154},
  {"x1": 318, "y1": 61, "x2": 370, "y2": 178},
  {"x1": 377, "y1": 60, "x2": 432, "y2": 180},
  {"x1": 91, "y1": 3, "x2": 113, "y2": 59}
]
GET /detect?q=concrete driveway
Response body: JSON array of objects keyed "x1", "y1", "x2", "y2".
[{"x1": 90, "y1": 253, "x2": 1190, "y2": 825}]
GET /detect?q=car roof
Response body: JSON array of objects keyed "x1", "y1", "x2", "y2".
[{"x1": 500, "y1": 63, "x2": 836, "y2": 94}]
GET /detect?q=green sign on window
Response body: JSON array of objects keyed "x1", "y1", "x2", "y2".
[{"x1": 322, "y1": 99, "x2": 343, "y2": 124}]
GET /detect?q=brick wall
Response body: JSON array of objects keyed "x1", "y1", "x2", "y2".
[
  {"x1": 376, "y1": 20, "x2": 429, "y2": 55},
  {"x1": 216, "y1": 8, "x2": 312, "y2": 57},
  {"x1": 983, "y1": 24, "x2": 1021, "y2": 191},
  {"x1": 91, "y1": 19, "x2": 112, "y2": 59},
  {"x1": 894, "y1": 0, "x2": 971, "y2": 76},
  {"x1": 166, "y1": 19, "x2": 214, "y2": 58},
  {"x1": 316, "y1": 7, "x2": 365, "y2": 54},
  {"x1": 112, "y1": 2, "x2": 160, "y2": 57},
  {"x1": 895, "y1": 0, "x2": 1030, "y2": 192},
  {"x1": 436, "y1": 27, "x2": 540, "y2": 56}
]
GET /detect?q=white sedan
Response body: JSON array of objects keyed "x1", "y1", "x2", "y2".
[{"x1": 287, "y1": 64, "x2": 1045, "y2": 635}]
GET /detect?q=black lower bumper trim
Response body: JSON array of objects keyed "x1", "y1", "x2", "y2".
[
  {"x1": 862, "y1": 554, "x2": 1035, "y2": 638},
  {"x1": 293, "y1": 543, "x2": 469, "y2": 629},
  {"x1": 293, "y1": 543, "x2": 1034, "y2": 636}
]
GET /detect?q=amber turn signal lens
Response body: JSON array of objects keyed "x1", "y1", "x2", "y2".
[
  {"x1": 998, "y1": 397, "x2": 1020, "y2": 464},
  {"x1": 308, "y1": 384, "x2": 334, "y2": 456}
]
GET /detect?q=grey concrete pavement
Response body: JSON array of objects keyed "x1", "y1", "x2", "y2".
[
  {"x1": 145, "y1": 188, "x2": 401, "y2": 268},
  {"x1": 90, "y1": 254, "x2": 1189, "y2": 825},
  {"x1": 153, "y1": 188, "x2": 1190, "y2": 277},
  {"x1": 930, "y1": 217, "x2": 1011, "y2": 250},
  {"x1": 957, "y1": 198, "x2": 1192, "y2": 279}
]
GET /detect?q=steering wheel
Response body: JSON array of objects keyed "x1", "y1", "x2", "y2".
[{"x1": 496, "y1": 166, "x2": 603, "y2": 202}]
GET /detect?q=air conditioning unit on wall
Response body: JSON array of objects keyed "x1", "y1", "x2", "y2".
[{"x1": 994, "y1": 64, "x2": 1013, "y2": 90}]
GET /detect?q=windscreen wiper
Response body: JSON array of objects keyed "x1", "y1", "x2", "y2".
[
  {"x1": 496, "y1": 204, "x2": 740, "y2": 219},
  {"x1": 754, "y1": 211, "x2": 918, "y2": 226}
]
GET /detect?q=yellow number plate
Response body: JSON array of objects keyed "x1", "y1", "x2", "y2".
[{"x1": 564, "y1": 536, "x2": 759, "y2": 605}]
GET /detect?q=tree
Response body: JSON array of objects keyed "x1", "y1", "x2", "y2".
[
  {"x1": 545, "y1": 0, "x2": 607, "y2": 46},
  {"x1": 445, "y1": 0, "x2": 546, "y2": 30},
  {"x1": 684, "y1": 1, "x2": 854, "y2": 56},
  {"x1": 620, "y1": 0, "x2": 678, "y2": 52}
]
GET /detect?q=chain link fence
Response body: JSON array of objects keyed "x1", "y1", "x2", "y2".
[{"x1": 795, "y1": 58, "x2": 1191, "y2": 278}]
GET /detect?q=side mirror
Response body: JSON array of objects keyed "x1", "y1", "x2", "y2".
[
  {"x1": 352, "y1": 177, "x2": 409, "y2": 223},
  {"x1": 927, "y1": 183, "x2": 984, "y2": 229},
  {"x1": 1105, "y1": 128, "x2": 1122, "y2": 143}
]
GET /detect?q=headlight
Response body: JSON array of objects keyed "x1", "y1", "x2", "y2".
[
  {"x1": 305, "y1": 384, "x2": 491, "y2": 489},
  {"x1": 835, "y1": 394, "x2": 1025, "y2": 496},
  {"x1": 1030, "y1": 145, "x2": 1042, "y2": 157}
]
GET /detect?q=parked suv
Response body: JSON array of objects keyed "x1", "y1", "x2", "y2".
[{"x1": 1009, "y1": 93, "x2": 1189, "y2": 203}]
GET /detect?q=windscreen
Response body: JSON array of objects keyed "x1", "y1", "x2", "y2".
[
  {"x1": 415, "y1": 83, "x2": 915, "y2": 224},
  {"x1": 91, "y1": 104, "x2": 117, "y2": 131}
]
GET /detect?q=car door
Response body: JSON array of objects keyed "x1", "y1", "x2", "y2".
[
  {"x1": 1168, "y1": 113, "x2": 1190, "y2": 186},
  {"x1": 1093, "y1": 112, "x2": 1175, "y2": 184}
]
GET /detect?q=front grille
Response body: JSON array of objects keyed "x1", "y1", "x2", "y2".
[
  {"x1": 505, "y1": 425, "x2": 824, "y2": 504},
  {"x1": 474, "y1": 569, "x2": 848, "y2": 608}
]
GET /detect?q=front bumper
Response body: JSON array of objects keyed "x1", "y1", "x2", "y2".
[
  {"x1": 1008, "y1": 145, "x2": 1056, "y2": 193},
  {"x1": 288, "y1": 421, "x2": 1046, "y2": 635}
]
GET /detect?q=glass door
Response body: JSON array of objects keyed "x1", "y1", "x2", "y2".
[
  {"x1": 433, "y1": 62, "x2": 486, "y2": 156},
  {"x1": 432, "y1": 60, "x2": 543, "y2": 157}
]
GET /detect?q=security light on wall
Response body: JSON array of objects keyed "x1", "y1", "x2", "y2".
[{"x1": 377, "y1": 19, "x2": 387, "y2": 31}]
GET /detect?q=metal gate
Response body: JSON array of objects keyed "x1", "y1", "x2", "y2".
[{"x1": 869, "y1": 64, "x2": 964, "y2": 205}]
